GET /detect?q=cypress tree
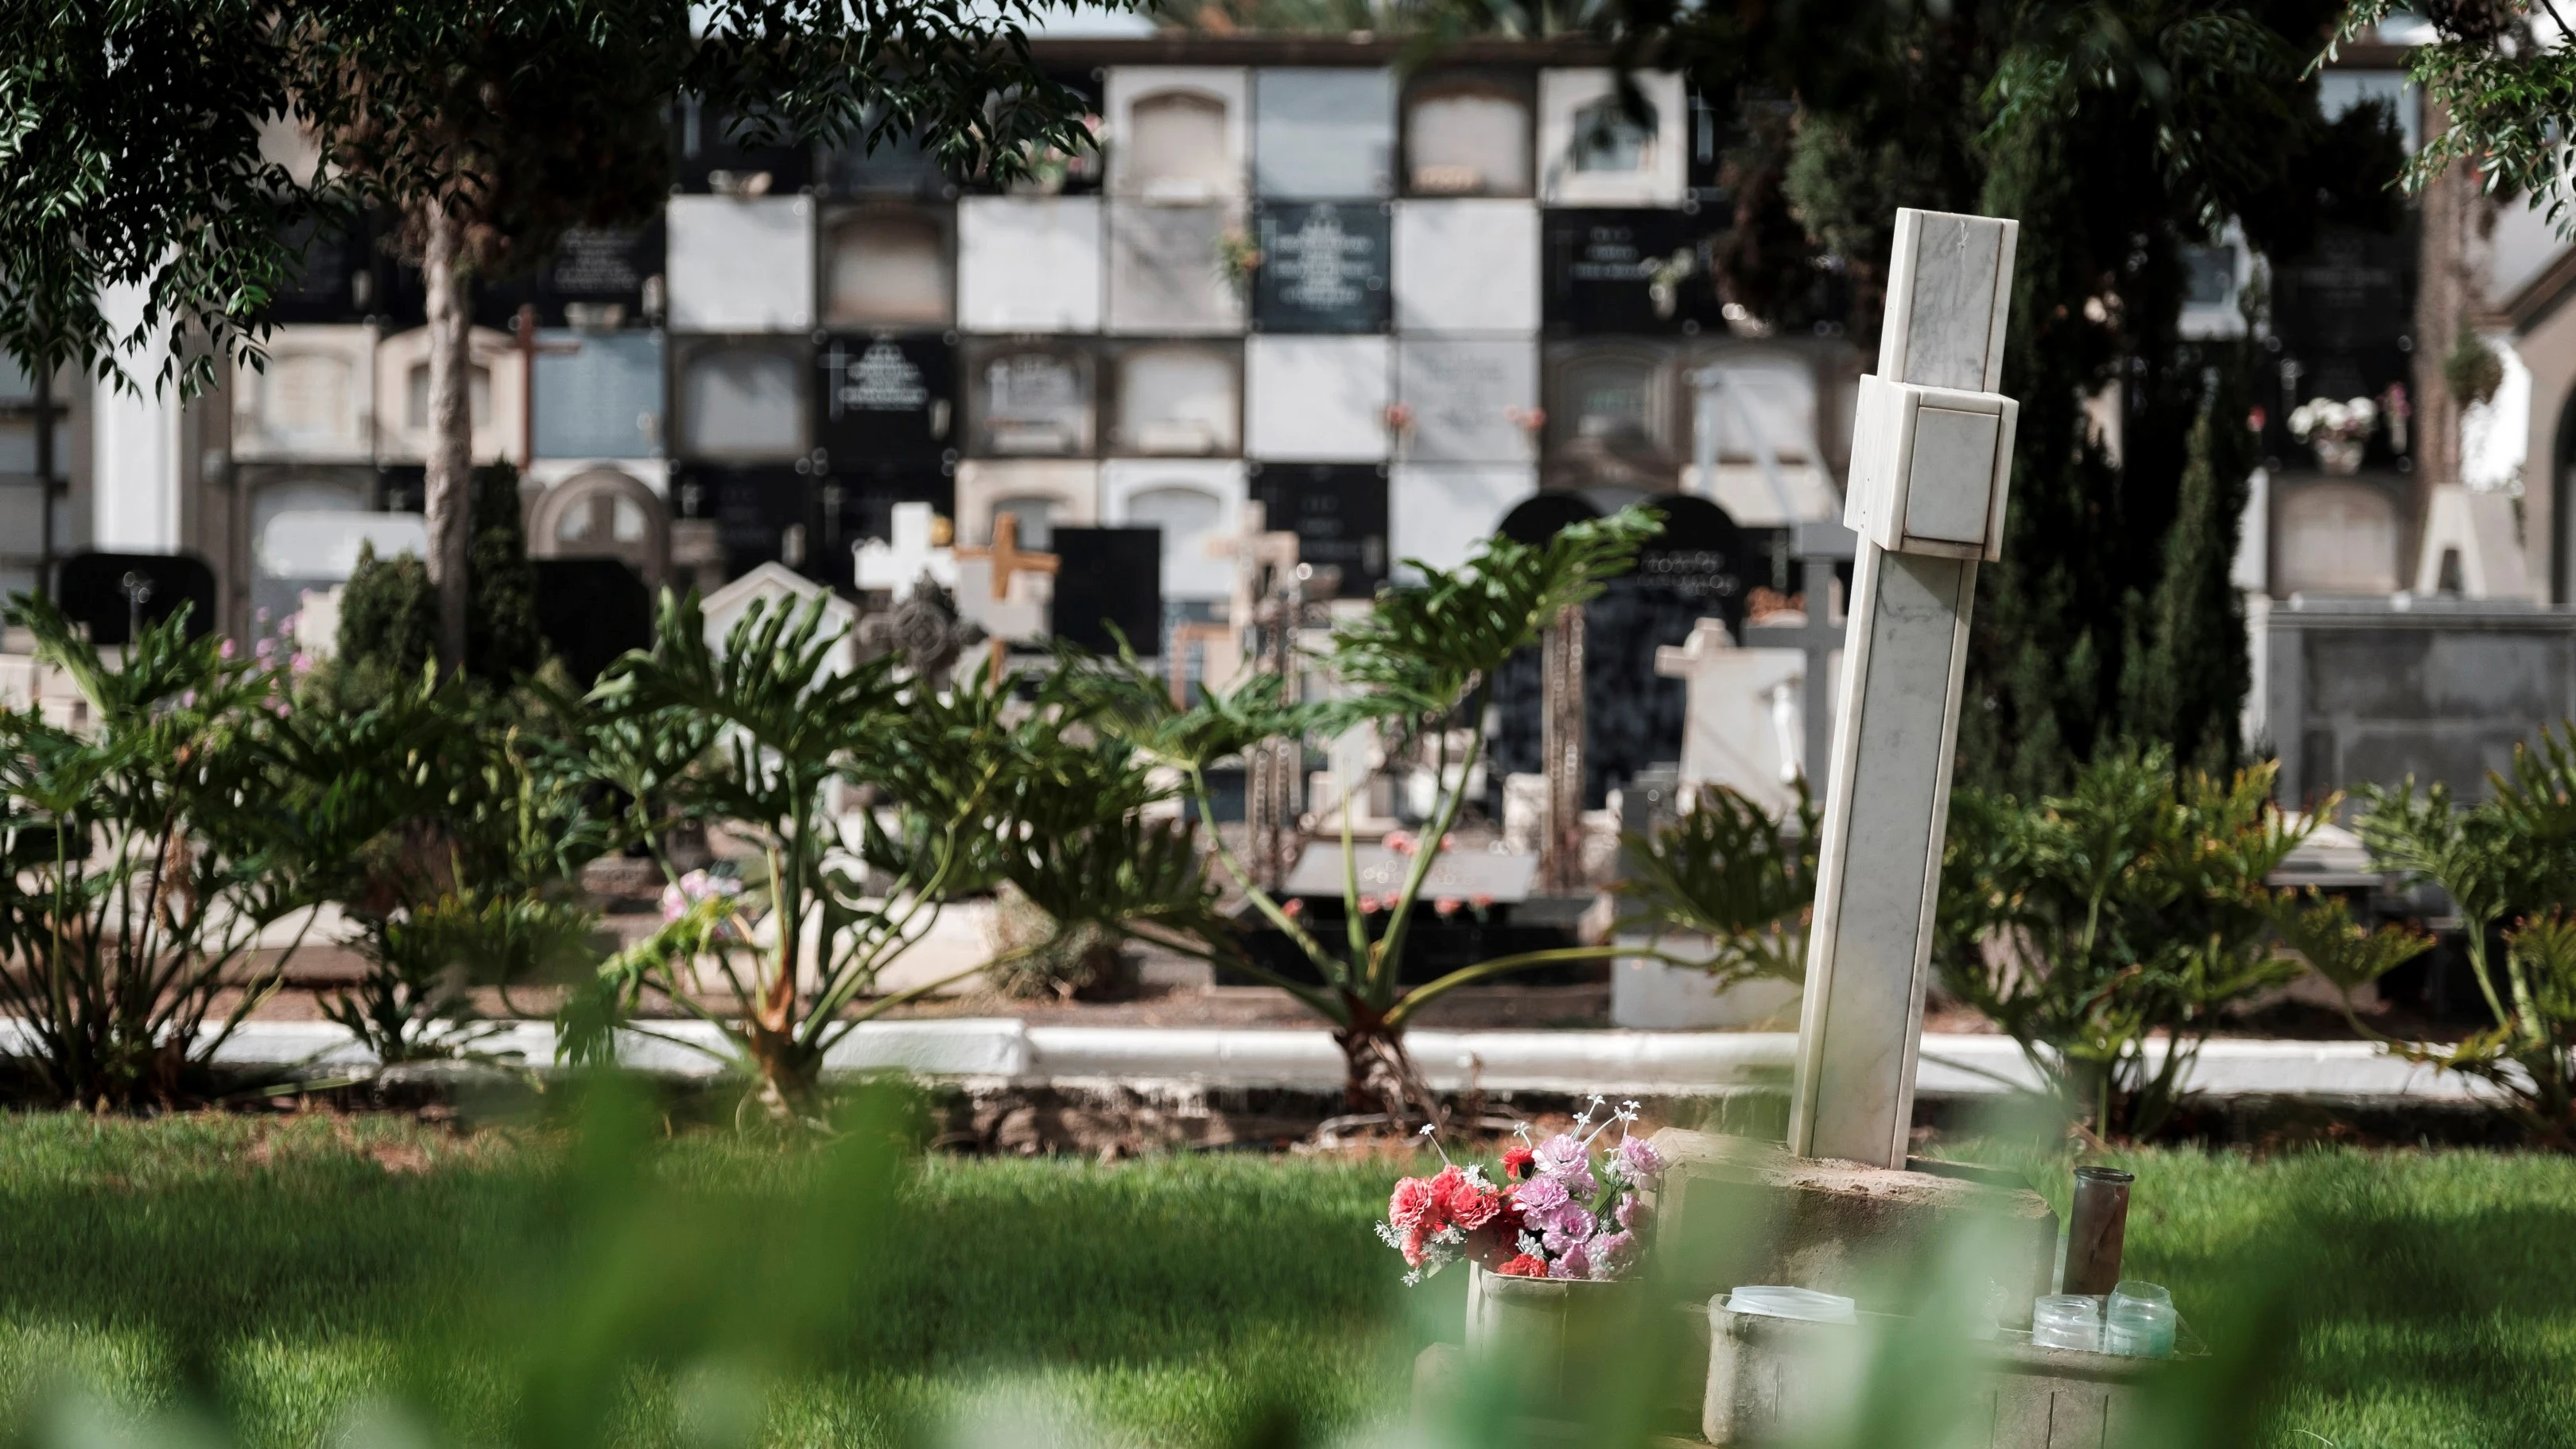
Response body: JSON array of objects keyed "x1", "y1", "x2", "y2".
[
  {"x1": 466, "y1": 461, "x2": 544, "y2": 682},
  {"x1": 2124, "y1": 362, "x2": 2257, "y2": 772}
]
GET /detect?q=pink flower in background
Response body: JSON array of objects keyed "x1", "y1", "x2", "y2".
[
  {"x1": 219, "y1": 639, "x2": 236, "y2": 660},
  {"x1": 1616, "y1": 1195, "x2": 1650, "y2": 1234},
  {"x1": 1433, "y1": 897, "x2": 1461, "y2": 916},
  {"x1": 290, "y1": 653, "x2": 312, "y2": 674},
  {"x1": 1589, "y1": 1230, "x2": 1637, "y2": 1277},
  {"x1": 1281, "y1": 897, "x2": 1304, "y2": 919},
  {"x1": 1532, "y1": 1133, "x2": 1587, "y2": 1178},
  {"x1": 660, "y1": 870, "x2": 744, "y2": 924},
  {"x1": 1383, "y1": 831, "x2": 1416, "y2": 855}
]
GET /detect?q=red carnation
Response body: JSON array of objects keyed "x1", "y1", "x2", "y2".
[
  {"x1": 1389, "y1": 1176, "x2": 1437, "y2": 1231},
  {"x1": 1501, "y1": 1146, "x2": 1535, "y2": 1180},
  {"x1": 1497, "y1": 1253, "x2": 1548, "y2": 1278},
  {"x1": 1447, "y1": 1181, "x2": 1501, "y2": 1230}
]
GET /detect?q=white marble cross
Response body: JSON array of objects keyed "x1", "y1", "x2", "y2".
[
  {"x1": 1789, "y1": 209, "x2": 2020, "y2": 1169},
  {"x1": 1654, "y1": 618, "x2": 1807, "y2": 818},
  {"x1": 852, "y1": 502, "x2": 960, "y2": 599}
]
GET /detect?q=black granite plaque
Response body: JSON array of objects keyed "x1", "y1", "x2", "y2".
[
  {"x1": 1251, "y1": 202, "x2": 1391, "y2": 334},
  {"x1": 265, "y1": 215, "x2": 382, "y2": 325},
  {"x1": 1542, "y1": 208, "x2": 1722, "y2": 336},
  {"x1": 2265, "y1": 225, "x2": 2418, "y2": 469},
  {"x1": 532, "y1": 557, "x2": 654, "y2": 683},
  {"x1": 56, "y1": 552, "x2": 218, "y2": 645},
  {"x1": 813, "y1": 469, "x2": 955, "y2": 593},
  {"x1": 1249, "y1": 463, "x2": 1389, "y2": 595},
  {"x1": 677, "y1": 464, "x2": 810, "y2": 580},
  {"x1": 813, "y1": 334, "x2": 956, "y2": 468},
  {"x1": 1052, "y1": 527, "x2": 1165, "y2": 653}
]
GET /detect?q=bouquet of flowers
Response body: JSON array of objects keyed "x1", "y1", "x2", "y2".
[
  {"x1": 1377, "y1": 1098, "x2": 1666, "y2": 1284},
  {"x1": 2287, "y1": 395, "x2": 2377, "y2": 444}
]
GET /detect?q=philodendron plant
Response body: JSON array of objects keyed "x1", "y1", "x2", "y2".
[{"x1": 1060, "y1": 509, "x2": 1681, "y2": 1124}]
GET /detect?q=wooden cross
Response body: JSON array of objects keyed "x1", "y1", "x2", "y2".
[
  {"x1": 954, "y1": 512, "x2": 1060, "y2": 673},
  {"x1": 510, "y1": 304, "x2": 583, "y2": 473}
]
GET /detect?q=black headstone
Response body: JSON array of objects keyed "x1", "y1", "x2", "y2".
[
  {"x1": 1251, "y1": 202, "x2": 1392, "y2": 334},
  {"x1": 56, "y1": 552, "x2": 219, "y2": 645},
  {"x1": 531, "y1": 558, "x2": 654, "y2": 683},
  {"x1": 814, "y1": 335, "x2": 956, "y2": 468},
  {"x1": 1542, "y1": 208, "x2": 1721, "y2": 336},
  {"x1": 525, "y1": 223, "x2": 665, "y2": 327},
  {"x1": 1051, "y1": 527, "x2": 1164, "y2": 654},
  {"x1": 2266, "y1": 225, "x2": 2417, "y2": 471},
  {"x1": 1250, "y1": 463, "x2": 1389, "y2": 595},
  {"x1": 1496, "y1": 490, "x2": 1604, "y2": 546},
  {"x1": 677, "y1": 465, "x2": 809, "y2": 581}
]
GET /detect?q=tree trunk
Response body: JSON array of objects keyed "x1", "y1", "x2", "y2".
[
  {"x1": 421, "y1": 204, "x2": 472, "y2": 676},
  {"x1": 1334, "y1": 1012, "x2": 1445, "y2": 1130}
]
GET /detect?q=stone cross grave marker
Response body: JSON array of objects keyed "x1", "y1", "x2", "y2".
[
  {"x1": 1208, "y1": 502, "x2": 1309, "y2": 889},
  {"x1": 1653, "y1": 619, "x2": 1805, "y2": 818},
  {"x1": 1790, "y1": 209, "x2": 2020, "y2": 1169},
  {"x1": 853, "y1": 501, "x2": 960, "y2": 599},
  {"x1": 1744, "y1": 518, "x2": 1858, "y2": 785}
]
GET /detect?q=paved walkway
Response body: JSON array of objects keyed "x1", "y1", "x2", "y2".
[{"x1": 168, "y1": 1021, "x2": 2493, "y2": 1102}]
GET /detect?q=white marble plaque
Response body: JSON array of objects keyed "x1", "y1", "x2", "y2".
[
  {"x1": 955, "y1": 459, "x2": 1100, "y2": 550},
  {"x1": 1391, "y1": 200, "x2": 1540, "y2": 333},
  {"x1": 665, "y1": 196, "x2": 816, "y2": 333},
  {"x1": 1107, "y1": 66, "x2": 1248, "y2": 202},
  {"x1": 1537, "y1": 69, "x2": 1687, "y2": 207},
  {"x1": 1402, "y1": 79, "x2": 1534, "y2": 197},
  {"x1": 233, "y1": 324, "x2": 375, "y2": 463},
  {"x1": 1103, "y1": 457, "x2": 1247, "y2": 600},
  {"x1": 1397, "y1": 339, "x2": 1538, "y2": 464},
  {"x1": 821, "y1": 204, "x2": 953, "y2": 329},
  {"x1": 674, "y1": 339, "x2": 808, "y2": 460},
  {"x1": 1245, "y1": 335, "x2": 1391, "y2": 462},
  {"x1": 1254, "y1": 68, "x2": 1395, "y2": 200},
  {"x1": 1108, "y1": 203, "x2": 1246, "y2": 335},
  {"x1": 966, "y1": 343, "x2": 1094, "y2": 457},
  {"x1": 957, "y1": 196, "x2": 1104, "y2": 332},
  {"x1": 1109, "y1": 342, "x2": 1241, "y2": 456},
  {"x1": 374, "y1": 325, "x2": 523, "y2": 463},
  {"x1": 1388, "y1": 462, "x2": 1534, "y2": 579}
]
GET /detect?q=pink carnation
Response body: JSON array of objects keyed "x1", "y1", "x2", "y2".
[
  {"x1": 1618, "y1": 1136, "x2": 1666, "y2": 1181},
  {"x1": 1388, "y1": 1176, "x2": 1438, "y2": 1231}
]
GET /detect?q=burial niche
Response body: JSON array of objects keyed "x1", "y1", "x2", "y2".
[
  {"x1": 677, "y1": 342, "x2": 807, "y2": 460},
  {"x1": 530, "y1": 467, "x2": 669, "y2": 587},
  {"x1": 1125, "y1": 90, "x2": 1235, "y2": 201},
  {"x1": 823, "y1": 207, "x2": 954, "y2": 329},
  {"x1": 1112, "y1": 343, "x2": 1240, "y2": 455},
  {"x1": 2276, "y1": 479, "x2": 2401, "y2": 595},
  {"x1": 1402, "y1": 79, "x2": 1533, "y2": 197},
  {"x1": 968, "y1": 343, "x2": 1095, "y2": 456}
]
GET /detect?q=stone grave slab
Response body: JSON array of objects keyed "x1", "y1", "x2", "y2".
[
  {"x1": 1244, "y1": 335, "x2": 1391, "y2": 462},
  {"x1": 1106, "y1": 66, "x2": 1248, "y2": 202},
  {"x1": 963, "y1": 339, "x2": 1096, "y2": 457},
  {"x1": 1544, "y1": 339, "x2": 1684, "y2": 466},
  {"x1": 1103, "y1": 457, "x2": 1246, "y2": 601},
  {"x1": 1251, "y1": 201, "x2": 1391, "y2": 333},
  {"x1": 1542, "y1": 207, "x2": 1719, "y2": 335},
  {"x1": 232, "y1": 324, "x2": 375, "y2": 462},
  {"x1": 1249, "y1": 462, "x2": 1388, "y2": 595},
  {"x1": 1391, "y1": 200, "x2": 1540, "y2": 333},
  {"x1": 1388, "y1": 463, "x2": 1534, "y2": 578},
  {"x1": 528, "y1": 223, "x2": 663, "y2": 328},
  {"x1": 1253, "y1": 68, "x2": 1395, "y2": 200},
  {"x1": 673, "y1": 339, "x2": 809, "y2": 461},
  {"x1": 533, "y1": 329, "x2": 664, "y2": 460},
  {"x1": 955, "y1": 460, "x2": 1100, "y2": 550},
  {"x1": 1281, "y1": 843, "x2": 1537, "y2": 902},
  {"x1": 821, "y1": 203, "x2": 955, "y2": 331},
  {"x1": 665, "y1": 196, "x2": 816, "y2": 333},
  {"x1": 1107, "y1": 202, "x2": 1246, "y2": 335},
  {"x1": 374, "y1": 324, "x2": 522, "y2": 463},
  {"x1": 957, "y1": 196, "x2": 1104, "y2": 332},
  {"x1": 1537, "y1": 69, "x2": 1688, "y2": 207},
  {"x1": 1397, "y1": 338, "x2": 1538, "y2": 464},
  {"x1": 814, "y1": 334, "x2": 955, "y2": 468},
  {"x1": 1107, "y1": 341, "x2": 1242, "y2": 456},
  {"x1": 1399, "y1": 71, "x2": 1535, "y2": 198},
  {"x1": 527, "y1": 463, "x2": 670, "y2": 587}
]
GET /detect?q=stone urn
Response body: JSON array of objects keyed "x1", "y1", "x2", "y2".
[
  {"x1": 2312, "y1": 435, "x2": 2365, "y2": 475},
  {"x1": 1463, "y1": 1263, "x2": 1641, "y2": 1399}
]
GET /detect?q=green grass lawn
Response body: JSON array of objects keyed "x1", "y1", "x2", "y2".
[{"x1": 0, "y1": 1111, "x2": 2563, "y2": 1448}]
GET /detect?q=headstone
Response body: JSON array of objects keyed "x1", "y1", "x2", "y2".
[
  {"x1": 674, "y1": 339, "x2": 809, "y2": 460},
  {"x1": 1400, "y1": 73, "x2": 1535, "y2": 197},
  {"x1": 1791, "y1": 207, "x2": 2020, "y2": 1170},
  {"x1": 531, "y1": 556, "x2": 654, "y2": 683},
  {"x1": 954, "y1": 460, "x2": 1100, "y2": 551},
  {"x1": 1545, "y1": 339, "x2": 1683, "y2": 463},
  {"x1": 1743, "y1": 520, "x2": 1856, "y2": 782},
  {"x1": 1049, "y1": 526, "x2": 1164, "y2": 653},
  {"x1": 1108, "y1": 341, "x2": 1242, "y2": 455},
  {"x1": 1106, "y1": 203, "x2": 1246, "y2": 334},
  {"x1": 665, "y1": 196, "x2": 816, "y2": 333},
  {"x1": 2413, "y1": 481, "x2": 2531, "y2": 597},
  {"x1": 1542, "y1": 208, "x2": 1717, "y2": 335},
  {"x1": 673, "y1": 98, "x2": 813, "y2": 195},
  {"x1": 1254, "y1": 68, "x2": 1395, "y2": 200},
  {"x1": 1244, "y1": 335, "x2": 1392, "y2": 461},
  {"x1": 2275, "y1": 478, "x2": 2401, "y2": 594},
  {"x1": 233, "y1": 325, "x2": 376, "y2": 462},
  {"x1": 1107, "y1": 67, "x2": 1247, "y2": 202},
  {"x1": 852, "y1": 500, "x2": 960, "y2": 599},
  {"x1": 1655, "y1": 618, "x2": 1807, "y2": 816},
  {"x1": 956, "y1": 197, "x2": 1104, "y2": 332},
  {"x1": 821, "y1": 203, "x2": 955, "y2": 330},
  {"x1": 1280, "y1": 843, "x2": 1538, "y2": 902},
  {"x1": 1250, "y1": 463, "x2": 1389, "y2": 596},
  {"x1": 2265, "y1": 226, "x2": 2415, "y2": 471},
  {"x1": 701, "y1": 561, "x2": 859, "y2": 678},
  {"x1": 814, "y1": 335, "x2": 955, "y2": 467},
  {"x1": 533, "y1": 329, "x2": 664, "y2": 459},
  {"x1": 56, "y1": 552, "x2": 218, "y2": 645},
  {"x1": 1103, "y1": 459, "x2": 1245, "y2": 600},
  {"x1": 814, "y1": 470, "x2": 953, "y2": 595},
  {"x1": 1388, "y1": 463, "x2": 1536, "y2": 578},
  {"x1": 1537, "y1": 70, "x2": 1688, "y2": 207},
  {"x1": 1251, "y1": 202, "x2": 1391, "y2": 333},
  {"x1": 1392, "y1": 200, "x2": 1541, "y2": 333},
  {"x1": 964, "y1": 341, "x2": 1096, "y2": 456},
  {"x1": 1396, "y1": 339, "x2": 1539, "y2": 464}
]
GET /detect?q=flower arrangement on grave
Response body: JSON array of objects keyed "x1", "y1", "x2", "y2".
[
  {"x1": 1216, "y1": 229, "x2": 1264, "y2": 286},
  {"x1": 2287, "y1": 395, "x2": 2377, "y2": 474},
  {"x1": 1378, "y1": 1100, "x2": 1666, "y2": 1284}
]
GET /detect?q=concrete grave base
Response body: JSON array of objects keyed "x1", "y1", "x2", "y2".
[{"x1": 1647, "y1": 1129, "x2": 2059, "y2": 1327}]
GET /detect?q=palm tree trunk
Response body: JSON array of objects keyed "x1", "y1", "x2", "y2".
[{"x1": 421, "y1": 203, "x2": 471, "y2": 676}]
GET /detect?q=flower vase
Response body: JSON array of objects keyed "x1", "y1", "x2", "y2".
[
  {"x1": 2312, "y1": 436, "x2": 2365, "y2": 475},
  {"x1": 1464, "y1": 1263, "x2": 1639, "y2": 1400}
]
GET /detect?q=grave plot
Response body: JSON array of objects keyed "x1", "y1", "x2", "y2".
[
  {"x1": 1244, "y1": 335, "x2": 1391, "y2": 462},
  {"x1": 1536, "y1": 68, "x2": 1689, "y2": 207},
  {"x1": 1391, "y1": 200, "x2": 1541, "y2": 334},
  {"x1": 813, "y1": 335, "x2": 956, "y2": 471},
  {"x1": 956, "y1": 197, "x2": 1103, "y2": 332},
  {"x1": 1250, "y1": 201, "x2": 1391, "y2": 334},
  {"x1": 1104, "y1": 339, "x2": 1242, "y2": 456},
  {"x1": 232, "y1": 325, "x2": 376, "y2": 463},
  {"x1": 1388, "y1": 463, "x2": 1537, "y2": 577},
  {"x1": 1107, "y1": 203, "x2": 1247, "y2": 335},
  {"x1": 1103, "y1": 457, "x2": 1246, "y2": 602},
  {"x1": 665, "y1": 196, "x2": 816, "y2": 334},
  {"x1": 1252, "y1": 68, "x2": 1395, "y2": 200},
  {"x1": 960, "y1": 339, "x2": 1096, "y2": 458},
  {"x1": 1106, "y1": 66, "x2": 1247, "y2": 203},
  {"x1": 1247, "y1": 462, "x2": 1389, "y2": 596},
  {"x1": 1399, "y1": 69, "x2": 1535, "y2": 198},
  {"x1": 821, "y1": 203, "x2": 955, "y2": 331},
  {"x1": 374, "y1": 325, "x2": 523, "y2": 463},
  {"x1": 671, "y1": 338, "x2": 810, "y2": 463},
  {"x1": 1395, "y1": 339, "x2": 1539, "y2": 465},
  {"x1": 955, "y1": 459, "x2": 1100, "y2": 550},
  {"x1": 533, "y1": 330, "x2": 664, "y2": 462}
]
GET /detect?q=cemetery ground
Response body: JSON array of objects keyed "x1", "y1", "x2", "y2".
[{"x1": 0, "y1": 1108, "x2": 2570, "y2": 1449}]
